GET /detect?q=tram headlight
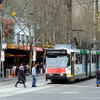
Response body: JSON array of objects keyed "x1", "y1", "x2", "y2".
[
  {"x1": 46, "y1": 74, "x2": 49, "y2": 76},
  {"x1": 60, "y1": 73, "x2": 63, "y2": 76},
  {"x1": 60, "y1": 73, "x2": 66, "y2": 76},
  {"x1": 46, "y1": 74, "x2": 52, "y2": 76}
]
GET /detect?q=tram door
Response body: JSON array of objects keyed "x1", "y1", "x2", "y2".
[
  {"x1": 71, "y1": 53, "x2": 74, "y2": 81},
  {"x1": 82, "y1": 54, "x2": 87, "y2": 78}
]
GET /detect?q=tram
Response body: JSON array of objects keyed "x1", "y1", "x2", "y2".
[{"x1": 45, "y1": 44, "x2": 100, "y2": 83}]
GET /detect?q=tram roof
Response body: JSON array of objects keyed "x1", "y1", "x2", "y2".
[
  {"x1": 46, "y1": 48, "x2": 90, "y2": 54},
  {"x1": 46, "y1": 44, "x2": 100, "y2": 54}
]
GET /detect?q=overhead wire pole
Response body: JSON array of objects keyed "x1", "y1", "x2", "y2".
[
  {"x1": 95, "y1": 0, "x2": 98, "y2": 49},
  {"x1": 0, "y1": 0, "x2": 4, "y2": 79}
]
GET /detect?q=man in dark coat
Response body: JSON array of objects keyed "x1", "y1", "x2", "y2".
[{"x1": 15, "y1": 67, "x2": 26, "y2": 88}]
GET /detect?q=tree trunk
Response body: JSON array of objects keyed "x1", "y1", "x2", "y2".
[{"x1": 29, "y1": 43, "x2": 32, "y2": 74}]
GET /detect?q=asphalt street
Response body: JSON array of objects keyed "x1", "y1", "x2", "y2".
[{"x1": 0, "y1": 75, "x2": 100, "y2": 100}]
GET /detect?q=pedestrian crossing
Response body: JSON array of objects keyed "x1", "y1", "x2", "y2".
[
  {"x1": 0, "y1": 80, "x2": 59, "y2": 99},
  {"x1": 0, "y1": 77, "x2": 98, "y2": 99}
]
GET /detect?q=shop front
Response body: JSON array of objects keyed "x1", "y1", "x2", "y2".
[{"x1": 4, "y1": 44, "x2": 44, "y2": 77}]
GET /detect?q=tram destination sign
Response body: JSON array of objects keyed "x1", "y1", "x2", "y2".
[
  {"x1": 80, "y1": 50, "x2": 87, "y2": 54},
  {"x1": 46, "y1": 50, "x2": 67, "y2": 54}
]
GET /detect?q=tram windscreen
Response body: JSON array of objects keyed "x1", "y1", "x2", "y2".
[{"x1": 46, "y1": 50, "x2": 70, "y2": 68}]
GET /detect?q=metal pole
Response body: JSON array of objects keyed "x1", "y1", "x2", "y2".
[
  {"x1": 31, "y1": 22, "x2": 35, "y2": 65},
  {"x1": 80, "y1": 32, "x2": 82, "y2": 47},
  {"x1": 53, "y1": 28, "x2": 56, "y2": 45},
  {"x1": 68, "y1": 30, "x2": 70, "y2": 44},
  {"x1": 95, "y1": 0, "x2": 98, "y2": 49},
  {"x1": 0, "y1": 11, "x2": 4, "y2": 79}
]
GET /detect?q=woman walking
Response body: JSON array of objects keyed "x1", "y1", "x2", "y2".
[{"x1": 15, "y1": 65, "x2": 26, "y2": 88}]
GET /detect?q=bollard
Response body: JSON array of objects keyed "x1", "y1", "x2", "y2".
[
  {"x1": 40, "y1": 68, "x2": 43, "y2": 74},
  {"x1": 8, "y1": 69, "x2": 11, "y2": 77},
  {"x1": 6, "y1": 69, "x2": 11, "y2": 78}
]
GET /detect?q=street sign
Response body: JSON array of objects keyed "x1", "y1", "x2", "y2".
[
  {"x1": 1, "y1": 50, "x2": 5, "y2": 61},
  {"x1": 2, "y1": 43, "x2": 7, "y2": 49},
  {"x1": 33, "y1": 48, "x2": 36, "y2": 61}
]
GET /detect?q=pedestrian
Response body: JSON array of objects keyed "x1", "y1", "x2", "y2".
[
  {"x1": 96, "y1": 67, "x2": 100, "y2": 87},
  {"x1": 39, "y1": 62, "x2": 43, "y2": 74},
  {"x1": 32, "y1": 64, "x2": 37, "y2": 87},
  {"x1": 12, "y1": 64, "x2": 16, "y2": 77},
  {"x1": 15, "y1": 65, "x2": 26, "y2": 88},
  {"x1": 15, "y1": 64, "x2": 19, "y2": 76},
  {"x1": 26, "y1": 63, "x2": 29, "y2": 75},
  {"x1": 24, "y1": 64, "x2": 27, "y2": 75}
]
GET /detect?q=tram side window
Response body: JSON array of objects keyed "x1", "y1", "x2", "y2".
[
  {"x1": 92, "y1": 55, "x2": 96, "y2": 63},
  {"x1": 76, "y1": 54, "x2": 82, "y2": 64},
  {"x1": 67, "y1": 55, "x2": 70, "y2": 66}
]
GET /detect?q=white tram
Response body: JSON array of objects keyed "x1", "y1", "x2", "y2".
[{"x1": 45, "y1": 44, "x2": 100, "y2": 82}]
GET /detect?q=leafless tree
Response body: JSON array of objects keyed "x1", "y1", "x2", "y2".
[{"x1": 1, "y1": 0, "x2": 100, "y2": 74}]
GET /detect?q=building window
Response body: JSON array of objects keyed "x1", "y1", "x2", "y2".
[
  {"x1": 76, "y1": 54, "x2": 82, "y2": 64},
  {"x1": 26, "y1": 36, "x2": 29, "y2": 45},
  {"x1": 17, "y1": 34, "x2": 20, "y2": 44},
  {"x1": 92, "y1": 55, "x2": 96, "y2": 63},
  {"x1": 22, "y1": 35, "x2": 25, "y2": 44}
]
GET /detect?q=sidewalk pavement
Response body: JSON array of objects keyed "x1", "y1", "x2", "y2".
[{"x1": 0, "y1": 73, "x2": 45, "y2": 82}]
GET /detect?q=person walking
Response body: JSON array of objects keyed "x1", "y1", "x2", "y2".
[
  {"x1": 96, "y1": 67, "x2": 100, "y2": 87},
  {"x1": 12, "y1": 64, "x2": 16, "y2": 77},
  {"x1": 15, "y1": 66, "x2": 26, "y2": 88},
  {"x1": 32, "y1": 64, "x2": 37, "y2": 87},
  {"x1": 39, "y1": 62, "x2": 43, "y2": 74}
]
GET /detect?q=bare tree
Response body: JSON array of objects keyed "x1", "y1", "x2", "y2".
[{"x1": 1, "y1": 0, "x2": 100, "y2": 76}]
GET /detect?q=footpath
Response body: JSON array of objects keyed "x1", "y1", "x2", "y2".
[
  {"x1": 0, "y1": 73, "x2": 54, "y2": 99},
  {"x1": 0, "y1": 73, "x2": 45, "y2": 82}
]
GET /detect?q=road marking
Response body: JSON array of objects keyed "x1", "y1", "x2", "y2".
[
  {"x1": 64, "y1": 97, "x2": 100, "y2": 99},
  {"x1": 62, "y1": 84, "x2": 98, "y2": 89},
  {"x1": 62, "y1": 91, "x2": 79, "y2": 94},
  {"x1": 0, "y1": 78, "x2": 98, "y2": 98},
  {"x1": 0, "y1": 82, "x2": 60, "y2": 99}
]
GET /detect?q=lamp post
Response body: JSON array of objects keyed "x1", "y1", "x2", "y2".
[{"x1": 0, "y1": 0, "x2": 4, "y2": 79}]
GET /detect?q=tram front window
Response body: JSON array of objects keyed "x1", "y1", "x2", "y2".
[{"x1": 46, "y1": 55, "x2": 70, "y2": 68}]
